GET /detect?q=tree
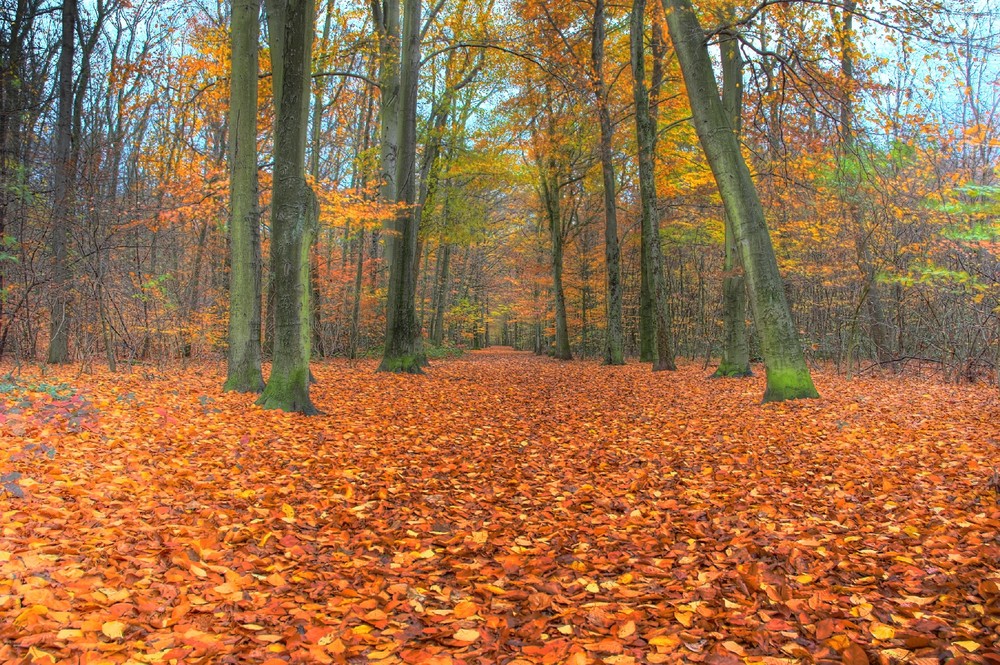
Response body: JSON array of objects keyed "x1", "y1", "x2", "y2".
[
  {"x1": 662, "y1": 0, "x2": 818, "y2": 402},
  {"x1": 224, "y1": 0, "x2": 265, "y2": 393},
  {"x1": 531, "y1": 83, "x2": 575, "y2": 361},
  {"x1": 47, "y1": 0, "x2": 78, "y2": 364},
  {"x1": 592, "y1": 0, "x2": 624, "y2": 365},
  {"x1": 711, "y1": 19, "x2": 751, "y2": 378},
  {"x1": 630, "y1": 0, "x2": 675, "y2": 371},
  {"x1": 257, "y1": 0, "x2": 317, "y2": 412},
  {"x1": 379, "y1": 0, "x2": 425, "y2": 372}
]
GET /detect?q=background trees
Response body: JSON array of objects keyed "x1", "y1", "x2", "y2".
[{"x1": 0, "y1": 0, "x2": 997, "y2": 395}]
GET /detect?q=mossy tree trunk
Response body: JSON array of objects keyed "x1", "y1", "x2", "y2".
[
  {"x1": 663, "y1": 0, "x2": 818, "y2": 402},
  {"x1": 257, "y1": 0, "x2": 317, "y2": 412},
  {"x1": 631, "y1": 0, "x2": 676, "y2": 372},
  {"x1": 378, "y1": 0, "x2": 425, "y2": 373},
  {"x1": 224, "y1": 0, "x2": 264, "y2": 393},
  {"x1": 712, "y1": 24, "x2": 751, "y2": 378}
]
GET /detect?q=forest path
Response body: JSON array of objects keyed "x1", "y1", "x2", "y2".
[{"x1": 0, "y1": 354, "x2": 997, "y2": 662}]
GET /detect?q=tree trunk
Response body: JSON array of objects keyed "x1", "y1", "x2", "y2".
[
  {"x1": 348, "y1": 226, "x2": 365, "y2": 359},
  {"x1": 374, "y1": 0, "x2": 401, "y2": 269},
  {"x1": 712, "y1": 23, "x2": 751, "y2": 378},
  {"x1": 593, "y1": 0, "x2": 624, "y2": 365},
  {"x1": 257, "y1": 0, "x2": 316, "y2": 413},
  {"x1": 378, "y1": 0, "x2": 425, "y2": 372},
  {"x1": 47, "y1": 0, "x2": 77, "y2": 364},
  {"x1": 430, "y1": 242, "x2": 451, "y2": 346},
  {"x1": 662, "y1": 0, "x2": 817, "y2": 402},
  {"x1": 631, "y1": 0, "x2": 676, "y2": 371}
]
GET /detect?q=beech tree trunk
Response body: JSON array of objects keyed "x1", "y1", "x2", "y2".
[
  {"x1": 379, "y1": 0, "x2": 425, "y2": 372},
  {"x1": 257, "y1": 0, "x2": 316, "y2": 412},
  {"x1": 374, "y1": 0, "x2": 400, "y2": 272},
  {"x1": 631, "y1": 0, "x2": 676, "y2": 371},
  {"x1": 592, "y1": 0, "x2": 624, "y2": 365},
  {"x1": 224, "y1": 0, "x2": 264, "y2": 392},
  {"x1": 712, "y1": 25, "x2": 751, "y2": 378},
  {"x1": 429, "y1": 242, "x2": 451, "y2": 346},
  {"x1": 663, "y1": 0, "x2": 818, "y2": 402},
  {"x1": 48, "y1": 0, "x2": 77, "y2": 364},
  {"x1": 547, "y1": 179, "x2": 572, "y2": 360}
]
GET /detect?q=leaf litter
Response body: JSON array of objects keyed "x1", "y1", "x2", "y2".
[{"x1": 0, "y1": 349, "x2": 998, "y2": 664}]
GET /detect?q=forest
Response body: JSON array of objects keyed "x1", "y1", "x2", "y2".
[{"x1": 1, "y1": 0, "x2": 999, "y2": 661}]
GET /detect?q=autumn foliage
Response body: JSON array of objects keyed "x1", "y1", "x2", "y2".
[{"x1": 1, "y1": 350, "x2": 998, "y2": 663}]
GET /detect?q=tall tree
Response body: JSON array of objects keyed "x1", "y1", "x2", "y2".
[
  {"x1": 711, "y1": 21, "x2": 751, "y2": 378},
  {"x1": 373, "y1": 0, "x2": 400, "y2": 207},
  {"x1": 47, "y1": 0, "x2": 78, "y2": 364},
  {"x1": 379, "y1": 0, "x2": 425, "y2": 372},
  {"x1": 533, "y1": 84, "x2": 574, "y2": 361},
  {"x1": 662, "y1": 0, "x2": 818, "y2": 402},
  {"x1": 257, "y1": 0, "x2": 317, "y2": 412},
  {"x1": 592, "y1": 0, "x2": 624, "y2": 365},
  {"x1": 224, "y1": 0, "x2": 264, "y2": 392},
  {"x1": 630, "y1": 0, "x2": 675, "y2": 371}
]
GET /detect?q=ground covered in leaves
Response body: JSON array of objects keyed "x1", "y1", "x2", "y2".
[{"x1": 1, "y1": 349, "x2": 998, "y2": 665}]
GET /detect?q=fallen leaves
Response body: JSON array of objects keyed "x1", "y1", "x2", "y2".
[{"x1": 0, "y1": 350, "x2": 998, "y2": 663}]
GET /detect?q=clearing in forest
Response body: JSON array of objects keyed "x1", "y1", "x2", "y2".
[{"x1": 0, "y1": 349, "x2": 998, "y2": 664}]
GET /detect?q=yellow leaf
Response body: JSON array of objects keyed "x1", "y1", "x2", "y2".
[
  {"x1": 954, "y1": 641, "x2": 980, "y2": 652},
  {"x1": 674, "y1": 611, "x2": 693, "y2": 627},
  {"x1": 648, "y1": 634, "x2": 680, "y2": 647},
  {"x1": 585, "y1": 582, "x2": 600, "y2": 593},
  {"x1": 557, "y1": 625, "x2": 574, "y2": 635},
  {"x1": 102, "y1": 620, "x2": 126, "y2": 639},
  {"x1": 281, "y1": 503, "x2": 295, "y2": 520},
  {"x1": 795, "y1": 574, "x2": 814, "y2": 584},
  {"x1": 453, "y1": 628, "x2": 480, "y2": 642},
  {"x1": 870, "y1": 623, "x2": 895, "y2": 640},
  {"x1": 14, "y1": 605, "x2": 47, "y2": 625}
]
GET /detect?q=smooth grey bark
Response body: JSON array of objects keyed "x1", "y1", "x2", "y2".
[
  {"x1": 630, "y1": 0, "x2": 676, "y2": 371},
  {"x1": 592, "y1": 0, "x2": 624, "y2": 365},
  {"x1": 47, "y1": 0, "x2": 77, "y2": 364},
  {"x1": 662, "y1": 0, "x2": 818, "y2": 402},
  {"x1": 224, "y1": 0, "x2": 264, "y2": 392},
  {"x1": 712, "y1": 24, "x2": 751, "y2": 378},
  {"x1": 257, "y1": 0, "x2": 316, "y2": 413},
  {"x1": 378, "y1": 0, "x2": 424, "y2": 372},
  {"x1": 373, "y1": 0, "x2": 401, "y2": 271}
]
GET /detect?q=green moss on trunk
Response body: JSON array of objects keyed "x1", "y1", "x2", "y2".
[
  {"x1": 378, "y1": 353, "x2": 425, "y2": 373},
  {"x1": 257, "y1": 367, "x2": 318, "y2": 414},
  {"x1": 711, "y1": 363, "x2": 753, "y2": 379},
  {"x1": 761, "y1": 367, "x2": 818, "y2": 403}
]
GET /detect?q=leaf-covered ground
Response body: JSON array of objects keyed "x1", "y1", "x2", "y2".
[{"x1": 1, "y1": 349, "x2": 998, "y2": 665}]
